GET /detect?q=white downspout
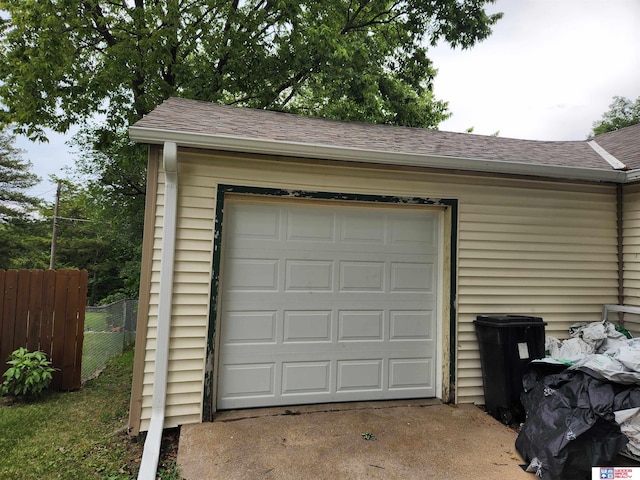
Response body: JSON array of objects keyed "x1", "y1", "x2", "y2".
[{"x1": 138, "y1": 141, "x2": 178, "y2": 479}]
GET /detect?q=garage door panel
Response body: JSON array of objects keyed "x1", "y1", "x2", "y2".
[
  {"x1": 229, "y1": 205, "x2": 281, "y2": 240},
  {"x1": 285, "y1": 260, "x2": 333, "y2": 291},
  {"x1": 337, "y1": 360, "x2": 383, "y2": 391},
  {"x1": 390, "y1": 311, "x2": 434, "y2": 340},
  {"x1": 220, "y1": 343, "x2": 436, "y2": 370},
  {"x1": 283, "y1": 311, "x2": 332, "y2": 342},
  {"x1": 391, "y1": 215, "x2": 438, "y2": 247},
  {"x1": 282, "y1": 361, "x2": 331, "y2": 394},
  {"x1": 390, "y1": 262, "x2": 435, "y2": 292},
  {"x1": 226, "y1": 256, "x2": 438, "y2": 294},
  {"x1": 287, "y1": 210, "x2": 335, "y2": 242},
  {"x1": 338, "y1": 311, "x2": 384, "y2": 341},
  {"x1": 389, "y1": 359, "x2": 433, "y2": 390},
  {"x1": 218, "y1": 358, "x2": 435, "y2": 408},
  {"x1": 223, "y1": 311, "x2": 277, "y2": 344},
  {"x1": 226, "y1": 258, "x2": 279, "y2": 291},
  {"x1": 338, "y1": 261, "x2": 385, "y2": 291},
  {"x1": 220, "y1": 363, "x2": 276, "y2": 398},
  {"x1": 341, "y1": 213, "x2": 386, "y2": 244},
  {"x1": 227, "y1": 248, "x2": 436, "y2": 259},
  {"x1": 222, "y1": 309, "x2": 434, "y2": 345},
  {"x1": 218, "y1": 201, "x2": 440, "y2": 409},
  {"x1": 230, "y1": 242, "x2": 435, "y2": 255},
  {"x1": 221, "y1": 295, "x2": 436, "y2": 309}
]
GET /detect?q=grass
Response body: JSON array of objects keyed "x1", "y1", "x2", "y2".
[
  {"x1": 0, "y1": 350, "x2": 182, "y2": 479},
  {"x1": 81, "y1": 332, "x2": 126, "y2": 381},
  {"x1": 85, "y1": 311, "x2": 110, "y2": 331},
  {"x1": 82, "y1": 310, "x2": 135, "y2": 382}
]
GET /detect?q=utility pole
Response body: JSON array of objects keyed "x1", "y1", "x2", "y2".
[{"x1": 49, "y1": 181, "x2": 61, "y2": 270}]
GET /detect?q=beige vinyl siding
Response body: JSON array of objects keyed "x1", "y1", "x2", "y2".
[
  {"x1": 610, "y1": 312, "x2": 640, "y2": 339},
  {"x1": 624, "y1": 183, "x2": 640, "y2": 319},
  {"x1": 457, "y1": 188, "x2": 618, "y2": 402},
  {"x1": 129, "y1": 148, "x2": 159, "y2": 434},
  {"x1": 133, "y1": 149, "x2": 619, "y2": 431},
  {"x1": 138, "y1": 166, "x2": 217, "y2": 432}
]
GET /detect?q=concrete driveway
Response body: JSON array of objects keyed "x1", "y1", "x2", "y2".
[{"x1": 177, "y1": 399, "x2": 533, "y2": 480}]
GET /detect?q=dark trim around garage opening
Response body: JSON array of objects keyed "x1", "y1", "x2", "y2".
[{"x1": 203, "y1": 184, "x2": 459, "y2": 421}]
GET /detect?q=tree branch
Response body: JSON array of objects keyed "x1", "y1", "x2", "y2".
[
  {"x1": 216, "y1": 0, "x2": 240, "y2": 70},
  {"x1": 130, "y1": 0, "x2": 147, "y2": 117},
  {"x1": 231, "y1": 70, "x2": 310, "y2": 109},
  {"x1": 81, "y1": 1, "x2": 118, "y2": 47},
  {"x1": 342, "y1": 1, "x2": 405, "y2": 34}
]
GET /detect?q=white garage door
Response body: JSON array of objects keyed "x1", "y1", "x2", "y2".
[{"x1": 217, "y1": 199, "x2": 440, "y2": 409}]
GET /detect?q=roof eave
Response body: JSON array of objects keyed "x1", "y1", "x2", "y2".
[
  {"x1": 623, "y1": 169, "x2": 640, "y2": 183},
  {"x1": 129, "y1": 126, "x2": 626, "y2": 184}
]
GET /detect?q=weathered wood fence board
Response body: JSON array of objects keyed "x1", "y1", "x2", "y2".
[{"x1": 0, "y1": 270, "x2": 88, "y2": 391}]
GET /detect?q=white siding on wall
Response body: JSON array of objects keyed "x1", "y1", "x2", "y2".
[
  {"x1": 136, "y1": 152, "x2": 619, "y2": 431},
  {"x1": 624, "y1": 184, "x2": 640, "y2": 310}
]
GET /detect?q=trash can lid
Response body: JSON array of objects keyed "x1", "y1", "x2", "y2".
[{"x1": 474, "y1": 315, "x2": 546, "y2": 327}]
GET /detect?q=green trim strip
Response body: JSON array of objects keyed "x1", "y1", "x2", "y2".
[
  {"x1": 203, "y1": 187, "x2": 226, "y2": 421},
  {"x1": 203, "y1": 185, "x2": 458, "y2": 420},
  {"x1": 447, "y1": 199, "x2": 458, "y2": 403}
]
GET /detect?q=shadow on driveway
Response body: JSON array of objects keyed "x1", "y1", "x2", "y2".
[{"x1": 177, "y1": 400, "x2": 532, "y2": 480}]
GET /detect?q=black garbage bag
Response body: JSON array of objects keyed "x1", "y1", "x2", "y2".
[{"x1": 516, "y1": 363, "x2": 640, "y2": 480}]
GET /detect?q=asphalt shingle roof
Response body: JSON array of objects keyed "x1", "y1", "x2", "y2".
[
  {"x1": 132, "y1": 97, "x2": 639, "y2": 175},
  {"x1": 594, "y1": 124, "x2": 640, "y2": 170}
]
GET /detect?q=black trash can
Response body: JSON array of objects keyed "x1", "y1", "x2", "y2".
[{"x1": 474, "y1": 315, "x2": 546, "y2": 424}]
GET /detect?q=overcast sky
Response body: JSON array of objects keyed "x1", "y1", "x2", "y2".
[
  {"x1": 17, "y1": 0, "x2": 640, "y2": 202},
  {"x1": 430, "y1": 0, "x2": 640, "y2": 140}
]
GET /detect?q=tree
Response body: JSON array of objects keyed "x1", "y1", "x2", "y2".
[
  {"x1": 592, "y1": 96, "x2": 640, "y2": 137},
  {"x1": 56, "y1": 177, "x2": 142, "y2": 303},
  {"x1": 0, "y1": 130, "x2": 44, "y2": 269},
  {"x1": 0, "y1": 216, "x2": 50, "y2": 270},
  {"x1": 0, "y1": 130, "x2": 40, "y2": 223},
  {"x1": 67, "y1": 133, "x2": 148, "y2": 303},
  {"x1": 0, "y1": 0, "x2": 502, "y2": 138},
  {"x1": 0, "y1": 0, "x2": 502, "y2": 302}
]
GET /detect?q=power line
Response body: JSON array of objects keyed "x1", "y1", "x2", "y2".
[{"x1": 55, "y1": 215, "x2": 92, "y2": 222}]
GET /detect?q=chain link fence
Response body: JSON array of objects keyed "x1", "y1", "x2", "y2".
[{"x1": 82, "y1": 299, "x2": 138, "y2": 383}]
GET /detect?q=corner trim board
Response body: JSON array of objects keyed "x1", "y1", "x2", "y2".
[{"x1": 137, "y1": 141, "x2": 179, "y2": 479}]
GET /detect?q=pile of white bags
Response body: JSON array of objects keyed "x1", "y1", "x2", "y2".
[
  {"x1": 546, "y1": 321, "x2": 640, "y2": 384},
  {"x1": 544, "y1": 321, "x2": 640, "y2": 456}
]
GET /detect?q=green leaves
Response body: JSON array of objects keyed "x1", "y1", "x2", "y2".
[
  {"x1": 592, "y1": 96, "x2": 640, "y2": 137},
  {"x1": 0, "y1": 0, "x2": 503, "y2": 304},
  {"x1": 0, "y1": 0, "x2": 502, "y2": 136},
  {"x1": 0, "y1": 129, "x2": 41, "y2": 224},
  {"x1": 1, "y1": 347, "x2": 56, "y2": 398}
]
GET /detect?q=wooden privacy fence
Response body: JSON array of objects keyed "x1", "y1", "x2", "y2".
[{"x1": 0, "y1": 270, "x2": 88, "y2": 391}]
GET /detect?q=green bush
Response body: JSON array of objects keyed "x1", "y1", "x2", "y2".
[{"x1": 0, "y1": 348, "x2": 56, "y2": 398}]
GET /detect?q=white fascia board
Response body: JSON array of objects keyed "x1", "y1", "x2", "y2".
[
  {"x1": 129, "y1": 126, "x2": 627, "y2": 183},
  {"x1": 623, "y1": 170, "x2": 640, "y2": 183}
]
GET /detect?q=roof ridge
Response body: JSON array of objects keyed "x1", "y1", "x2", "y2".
[{"x1": 587, "y1": 140, "x2": 627, "y2": 170}]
